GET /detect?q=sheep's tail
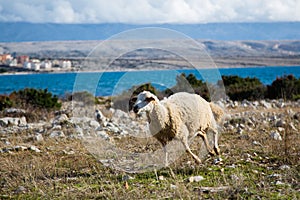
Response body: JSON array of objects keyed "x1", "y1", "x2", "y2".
[{"x1": 209, "y1": 102, "x2": 224, "y2": 123}]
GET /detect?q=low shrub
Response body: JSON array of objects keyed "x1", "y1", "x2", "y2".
[
  {"x1": 66, "y1": 91, "x2": 100, "y2": 105},
  {"x1": 266, "y1": 74, "x2": 300, "y2": 100},
  {"x1": 222, "y1": 75, "x2": 266, "y2": 101},
  {"x1": 165, "y1": 73, "x2": 210, "y2": 101},
  {"x1": 113, "y1": 83, "x2": 161, "y2": 111},
  {"x1": 10, "y1": 88, "x2": 61, "y2": 110},
  {"x1": 0, "y1": 95, "x2": 13, "y2": 111}
]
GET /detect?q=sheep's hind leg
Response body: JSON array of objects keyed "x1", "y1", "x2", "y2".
[
  {"x1": 212, "y1": 128, "x2": 220, "y2": 155},
  {"x1": 197, "y1": 131, "x2": 216, "y2": 156},
  {"x1": 163, "y1": 145, "x2": 169, "y2": 167}
]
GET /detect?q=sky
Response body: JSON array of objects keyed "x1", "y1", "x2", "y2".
[{"x1": 0, "y1": 0, "x2": 299, "y2": 24}]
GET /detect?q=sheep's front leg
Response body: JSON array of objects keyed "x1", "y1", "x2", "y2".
[{"x1": 178, "y1": 125, "x2": 202, "y2": 164}]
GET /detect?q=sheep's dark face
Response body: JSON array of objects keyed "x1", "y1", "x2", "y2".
[{"x1": 133, "y1": 91, "x2": 157, "y2": 114}]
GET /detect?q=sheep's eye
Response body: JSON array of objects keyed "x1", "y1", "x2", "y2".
[
  {"x1": 131, "y1": 96, "x2": 137, "y2": 101},
  {"x1": 146, "y1": 97, "x2": 155, "y2": 102}
]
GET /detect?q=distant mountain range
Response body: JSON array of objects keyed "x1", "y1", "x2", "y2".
[{"x1": 1, "y1": 22, "x2": 300, "y2": 42}]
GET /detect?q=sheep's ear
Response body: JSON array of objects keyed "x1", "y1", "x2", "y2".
[{"x1": 146, "y1": 96, "x2": 155, "y2": 102}]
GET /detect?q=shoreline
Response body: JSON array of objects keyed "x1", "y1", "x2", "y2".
[{"x1": 1, "y1": 65, "x2": 300, "y2": 76}]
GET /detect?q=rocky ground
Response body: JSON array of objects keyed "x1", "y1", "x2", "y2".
[{"x1": 0, "y1": 98, "x2": 299, "y2": 199}]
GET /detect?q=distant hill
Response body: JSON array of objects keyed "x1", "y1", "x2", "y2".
[{"x1": 1, "y1": 22, "x2": 300, "y2": 42}]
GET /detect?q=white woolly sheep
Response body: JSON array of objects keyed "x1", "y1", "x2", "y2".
[{"x1": 133, "y1": 91, "x2": 224, "y2": 165}]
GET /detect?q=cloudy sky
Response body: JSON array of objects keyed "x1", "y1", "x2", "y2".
[{"x1": 0, "y1": 0, "x2": 299, "y2": 24}]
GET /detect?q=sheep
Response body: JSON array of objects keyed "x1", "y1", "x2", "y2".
[{"x1": 133, "y1": 91, "x2": 224, "y2": 165}]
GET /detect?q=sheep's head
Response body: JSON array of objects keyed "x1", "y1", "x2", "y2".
[{"x1": 133, "y1": 91, "x2": 158, "y2": 114}]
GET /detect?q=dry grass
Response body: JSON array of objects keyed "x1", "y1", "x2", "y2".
[{"x1": 0, "y1": 106, "x2": 299, "y2": 199}]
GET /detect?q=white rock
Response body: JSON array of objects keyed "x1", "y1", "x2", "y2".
[
  {"x1": 170, "y1": 184, "x2": 177, "y2": 189},
  {"x1": 35, "y1": 134, "x2": 44, "y2": 142},
  {"x1": 288, "y1": 123, "x2": 297, "y2": 131},
  {"x1": 50, "y1": 131, "x2": 65, "y2": 138},
  {"x1": 279, "y1": 165, "x2": 290, "y2": 170},
  {"x1": 0, "y1": 117, "x2": 20, "y2": 127},
  {"x1": 270, "y1": 131, "x2": 282, "y2": 141},
  {"x1": 275, "y1": 119, "x2": 285, "y2": 127},
  {"x1": 52, "y1": 125, "x2": 62, "y2": 130},
  {"x1": 122, "y1": 174, "x2": 134, "y2": 181},
  {"x1": 277, "y1": 127, "x2": 285, "y2": 132},
  {"x1": 89, "y1": 120, "x2": 100, "y2": 128},
  {"x1": 18, "y1": 116, "x2": 27, "y2": 127},
  {"x1": 188, "y1": 175, "x2": 205, "y2": 182},
  {"x1": 14, "y1": 145, "x2": 28, "y2": 151},
  {"x1": 53, "y1": 114, "x2": 69, "y2": 124},
  {"x1": 97, "y1": 131, "x2": 110, "y2": 140},
  {"x1": 4, "y1": 108, "x2": 26, "y2": 114},
  {"x1": 213, "y1": 157, "x2": 223, "y2": 165},
  {"x1": 260, "y1": 100, "x2": 272, "y2": 109},
  {"x1": 75, "y1": 126, "x2": 84, "y2": 136},
  {"x1": 29, "y1": 146, "x2": 41, "y2": 153}
]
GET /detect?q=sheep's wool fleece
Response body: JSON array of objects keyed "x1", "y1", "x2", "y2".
[{"x1": 160, "y1": 92, "x2": 214, "y2": 134}]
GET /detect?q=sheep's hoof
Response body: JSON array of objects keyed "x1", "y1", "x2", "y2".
[
  {"x1": 195, "y1": 159, "x2": 202, "y2": 164},
  {"x1": 214, "y1": 147, "x2": 221, "y2": 155}
]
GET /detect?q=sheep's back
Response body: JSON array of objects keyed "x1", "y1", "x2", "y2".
[{"x1": 163, "y1": 92, "x2": 213, "y2": 133}]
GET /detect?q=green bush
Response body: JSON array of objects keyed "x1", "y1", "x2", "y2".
[
  {"x1": 67, "y1": 91, "x2": 99, "y2": 105},
  {"x1": 0, "y1": 95, "x2": 13, "y2": 111},
  {"x1": 10, "y1": 88, "x2": 61, "y2": 110},
  {"x1": 222, "y1": 75, "x2": 266, "y2": 101},
  {"x1": 113, "y1": 83, "x2": 160, "y2": 111},
  {"x1": 165, "y1": 73, "x2": 210, "y2": 101},
  {"x1": 266, "y1": 75, "x2": 300, "y2": 100}
]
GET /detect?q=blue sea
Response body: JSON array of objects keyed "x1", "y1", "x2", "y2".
[{"x1": 1, "y1": 66, "x2": 300, "y2": 97}]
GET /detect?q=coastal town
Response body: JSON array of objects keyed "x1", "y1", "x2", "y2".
[{"x1": 0, "y1": 53, "x2": 74, "y2": 72}]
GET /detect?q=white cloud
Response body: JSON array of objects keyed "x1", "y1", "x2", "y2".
[{"x1": 0, "y1": 0, "x2": 299, "y2": 24}]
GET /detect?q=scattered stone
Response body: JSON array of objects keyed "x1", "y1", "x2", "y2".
[
  {"x1": 18, "y1": 117, "x2": 27, "y2": 127},
  {"x1": 260, "y1": 100, "x2": 272, "y2": 109},
  {"x1": 252, "y1": 141, "x2": 262, "y2": 146},
  {"x1": 50, "y1": 131, "x2": 65, "y2": 138},
  {"x1": 4, "y1": 108, "x2": 26, "y2": 114},
  {"x1": 270, "y1": 131, "x2": 282, "y2": 141},
  {"x1": 0, "y1": 117, "x2": 25, "y2": 127},
  {"x1": 268, "y1": 174, "x2": 282, "y2": 178},
  {"x1": 275, "y1": 119, "x2": 285, "y2": 127},
  {"x1": 62, "y1": 150, "x2": 75, "y2": 155},
  {"x1": 89, "y1": 120, "x2": 100, "y2": 129},
  {"x1": 97, "y1": 131, "x2": 110, "y2": 140},
  {"x1": 53, "y1": 114, "x2": 69, "y2": 125},
  {"x1": 29, "y1": 146, "x2": 41, "y2": 153},
  {"x1": 288, "y1": 123, "x2": 297, "y2": 131},
  {"x1": 122, "y1": 174, "x2": 134, "y2": 181},
  {"x1": 279, "y1": 165, "x2": 290, "y2": 170},
  {"x1": 14, "y1": 145, "x2": 27, "y2": 151},
  {"x1": 52, "y1": 125, "x2": 62, "y2": 130},
  {"x1": 275, "y1": 180, "x2": 290, "y2": 187},
  {"x1": 158, "y1": 175, "x2": 165, "y2": 181},
  {"x1": 213, "y1": 157, "x2": 223, "y2": 165},
  {"x1": 14, "y1": 186, "x2": 27, "y2": 194},
  {"x1": 188, "y1": 175, "x2": 205, "y2": 182},
  {"x1": 170, "y1": 184, "x2": 177, "y2": 189}
]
